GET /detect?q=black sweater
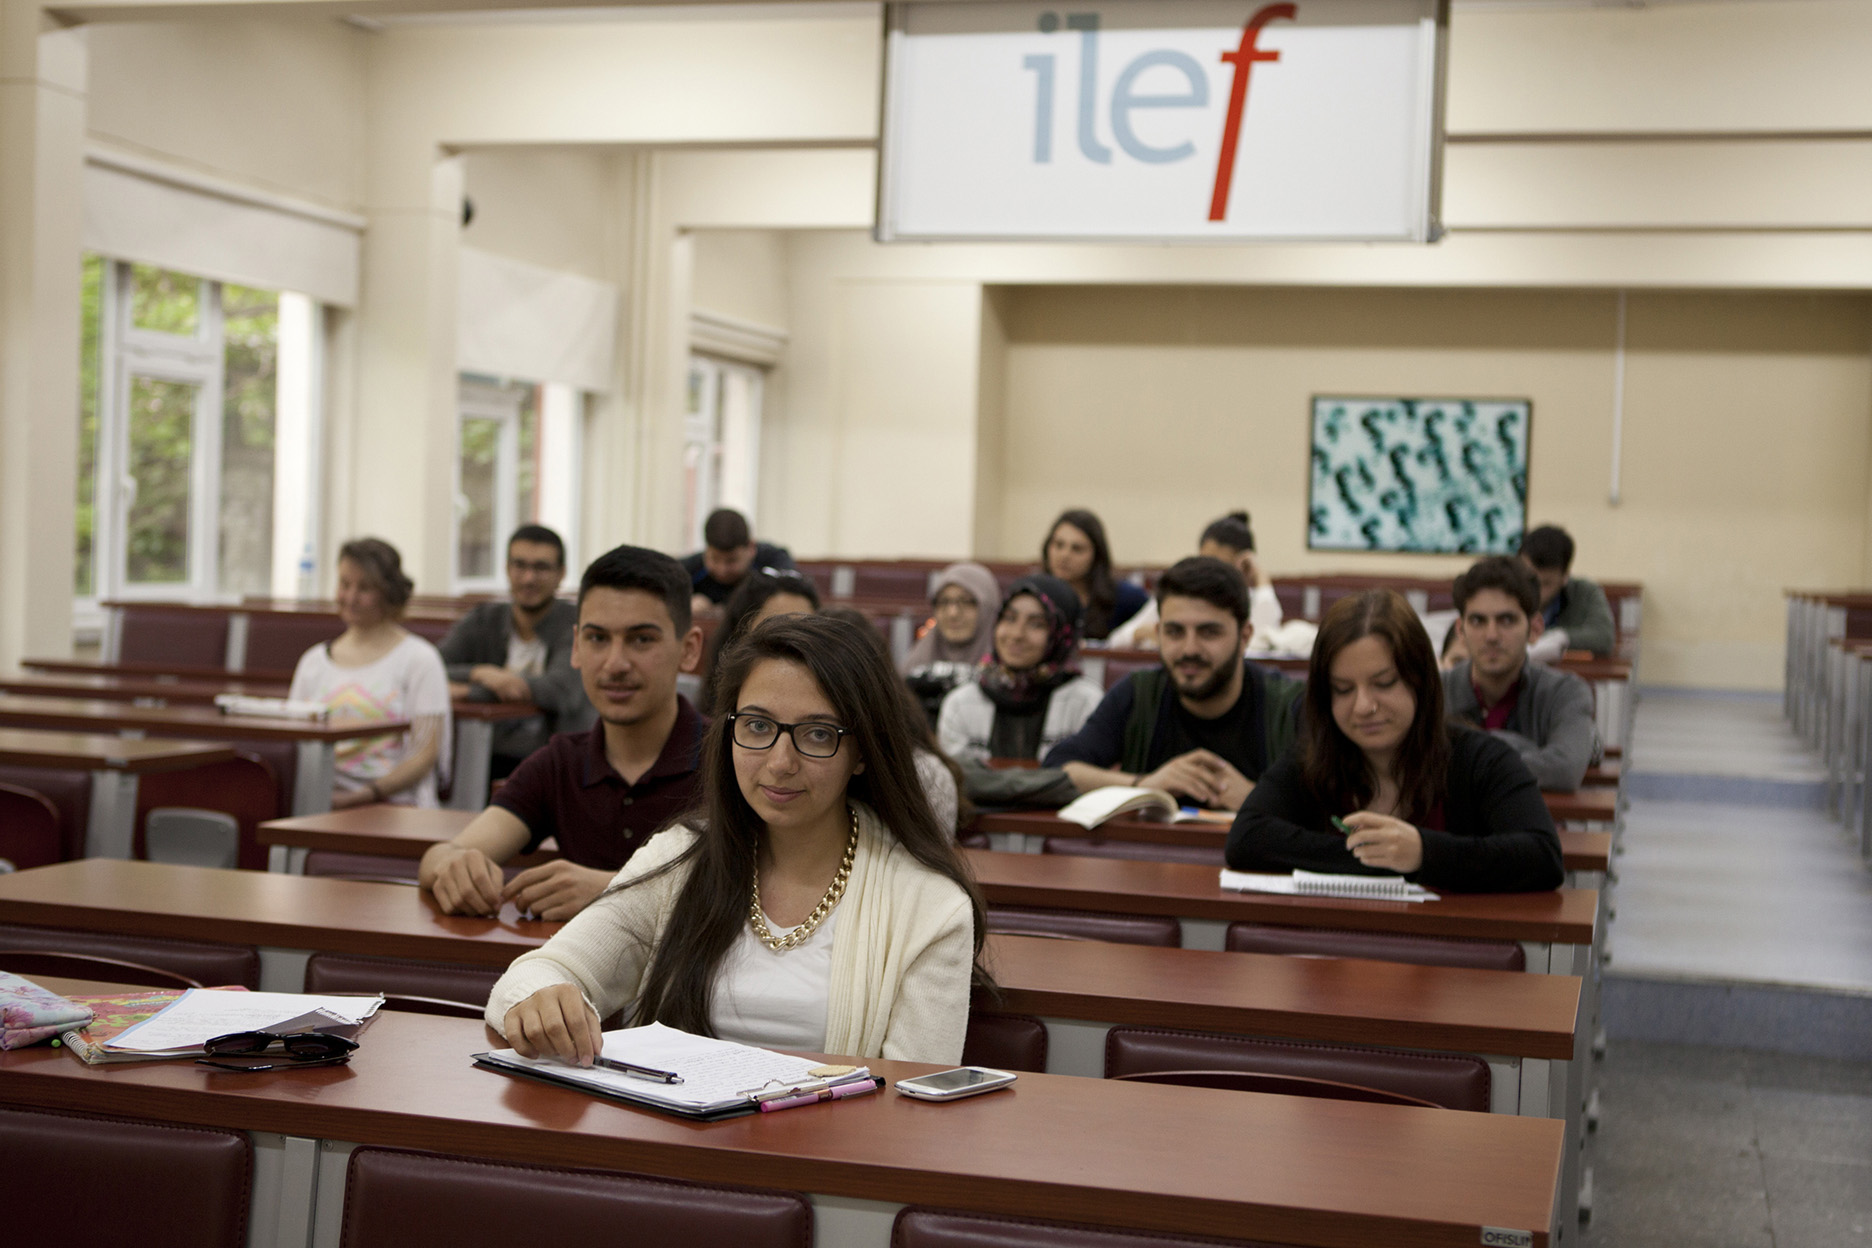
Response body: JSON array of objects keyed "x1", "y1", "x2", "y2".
[{"x1": 1225, "y1": 728, "x2": 1564, "y2": 893}]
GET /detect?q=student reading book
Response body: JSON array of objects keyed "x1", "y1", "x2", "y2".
[{"x1": 486, "y1": 614, "x2": 989, "y2": 1067}]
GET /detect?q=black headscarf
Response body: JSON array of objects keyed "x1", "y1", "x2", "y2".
[{"x1": 977, "y1": 574, "x2": 1084, "y2": 715}]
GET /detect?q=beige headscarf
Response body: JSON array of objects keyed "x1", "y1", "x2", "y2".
[{"x1": 900, "y1": 562, "x2": 1002, "y2": 674}]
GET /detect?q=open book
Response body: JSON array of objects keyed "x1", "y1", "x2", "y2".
[
  {"x1": 1058, "y1": 787, "x2": 1229, "y2": 830},
  {"x1": 214, "y1": 693, "x2": 330, "y2": 721},
  {"x1": 475, "y1": 1023, "x2": 874, "y2": 1121},
  {"x1": 1219, "y1": 868, "x2": 1439, "y2": 903}
]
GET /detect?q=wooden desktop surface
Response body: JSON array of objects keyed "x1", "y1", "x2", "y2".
[
  {"x1": 0, "y1": 728, "x2": 238, "y2": 773},
  {"x1": 1539, "y1": 787, "x2": 1619, "y2": 824},
  {"x1": 0, "y1": 860, "x2": 1578, "y2": 1063},
  {"x1": 0, "y1": 694, "x2": 408, "y2": 742},
  {"x1": 974, "y1": 809, "x2": 1612, "y2": 874},
  {"x1": 967, "y1": 848, "x2": 1598, "y2": 945},
  {"x1": 984, "y1": 931, "x2": 1579, "y2": 1060},
  {"x1": 0, "y1": 1008, "x2": 1564, "y2": 1248}
]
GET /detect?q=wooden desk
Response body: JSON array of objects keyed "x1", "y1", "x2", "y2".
[
  {"x1": 257, "y1": 805, "x2": 555, "y2": 874},
  {"x1": 973, "y1": 809, "x2": 1612, "y2": 875},
  {"x1": 0, "y1": 729, "x2": 238, "y2": 859},
  {"x1": 0, "y1": 1008, "x2": 1566, "y2": 1248},
  {"x1": 0, "y1": 675, "x2": 533, "y2": 814},
  {"x1": 1541, "y1": 786, "x2": 1619, "y2": 828},
  {"x1": 0, "y1": 694, "x2": 407, "y2": 817}
]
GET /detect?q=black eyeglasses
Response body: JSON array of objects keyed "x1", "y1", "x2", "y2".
[
  {"x1": 196, "y1": 1030, "x2": 359, "y2": 1073},
  {"x1": 727, "y1": 713, "x2": 850, "y2": 759}
]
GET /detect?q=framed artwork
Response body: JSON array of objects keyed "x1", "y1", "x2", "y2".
[{"x1": 1308, "y1": 396, "x2": 1531, "y2": 554}]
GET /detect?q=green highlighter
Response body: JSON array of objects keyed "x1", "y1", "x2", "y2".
[{"x1": 1330, "y1": 816, "x2": 1353, "y2": 837}]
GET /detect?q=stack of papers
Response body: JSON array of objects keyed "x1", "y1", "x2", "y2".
[
  {"x1": 214, "y1": 694, "x2": 330, "y2": 721},
  {"x1": 476, "y1": 1022, "x2": 864, "y2": 1121},
  {"x1": 1219, "y1": 868, "x2": 1439, "y2": 902},
  {"x1": 104, "y1": 989, "x2": 384, "y2": 1058}
]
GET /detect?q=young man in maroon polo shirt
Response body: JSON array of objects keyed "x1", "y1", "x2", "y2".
[
  {"x1": 1441, "y1": 555, "x2": 1599, "y2": 793},
  {"x1": 420, "y1": 545, "x2": 705, "y2": 919}
]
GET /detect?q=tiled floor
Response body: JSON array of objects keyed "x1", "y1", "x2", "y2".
[{"x1": 1580, "y1": 1041, "x2": 1872, "y2": 1248}]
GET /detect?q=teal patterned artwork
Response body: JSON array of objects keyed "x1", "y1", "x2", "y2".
[{"x1": 1309, "y1": 397, "x2": 1530, "y2": 554}]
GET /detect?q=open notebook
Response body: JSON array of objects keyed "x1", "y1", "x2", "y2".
[
  {"x1": 475, "y1": 1022, "x2": 874, "y2": 1122},
  {"x1": 1219, "y1": 868, "x2": 1439, "y2": 902}
]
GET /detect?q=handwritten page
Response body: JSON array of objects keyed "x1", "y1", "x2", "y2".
[
  {"x1": 106, "y1": 990, "x2": 383, "y2": 1053},
  {"x1": 487, "y1": 1022, "x2": 830, "y2": 1112}
]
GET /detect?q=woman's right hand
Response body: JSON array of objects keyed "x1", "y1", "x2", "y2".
[{"x1": 502, "y1": 984, "x2": 602, "y2": 1066}]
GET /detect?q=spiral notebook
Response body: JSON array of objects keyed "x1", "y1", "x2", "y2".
[{"x1": 1219, "y1": 868, "x2": 1439, "y2": 902}]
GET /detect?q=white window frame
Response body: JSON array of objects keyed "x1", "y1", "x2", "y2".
[
  {"x1": 454, "y1": 376, "x2": 526, "y2": 595},
  {"x1": 683, "y1": 354, "x2": 765, "y2": 552}
]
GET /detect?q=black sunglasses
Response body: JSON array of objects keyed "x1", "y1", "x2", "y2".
[{"x1": 196, "y1": 1030, "x2": 359, "y2": 1073}]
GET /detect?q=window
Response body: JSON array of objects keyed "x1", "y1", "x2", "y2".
[
  {"x1": 683, "y1": 355, "x2": 764, "y2": 551},
  {"x1": 75, "y1": 257, "x2": 319, "y2": 616}
]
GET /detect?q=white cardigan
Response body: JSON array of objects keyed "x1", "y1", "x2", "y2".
[
  {"x1": 936, "y1": 675, "x2": 1104, "y2": 764},
  {"x1": 485, "y1": 803, "x2": 975, "y2": 1065}
]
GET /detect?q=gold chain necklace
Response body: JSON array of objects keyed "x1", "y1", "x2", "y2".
[{"x1": 749, "y1": 806, "x2": 859, "y2": 952}]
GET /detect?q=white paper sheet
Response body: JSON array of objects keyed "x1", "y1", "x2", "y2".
[
  {"x1": 105, "y1": 990, "x2": 383, "y2": 1052},
  {"x1": 1219, "y1": 868, "x2": 1438, "y2": 902},
  {"x1": 487, "y1": 1022, "x2": 836, "y2": 1112}
]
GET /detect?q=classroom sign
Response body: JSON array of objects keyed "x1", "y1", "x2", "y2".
[{"x1": 876, "y1": 0, "x2": 1447, "y2": 242}]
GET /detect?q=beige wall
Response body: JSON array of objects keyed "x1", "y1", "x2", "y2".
[
  {"x1": 986, "y1": 286, "x2": 1872, "y2": 690},
  {"x1": 461, "y1": 149, "x2": 619, "y2": 283},
  {"x1": 691, "y1": 230, "x2": 789, "y2": 330}
]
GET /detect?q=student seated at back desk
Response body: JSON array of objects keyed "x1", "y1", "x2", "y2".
[
  {"x1": 1520, "y1": 523, "x2": 1616, "y2": 659},
  {"x1": 1108, "y1": 510, "x2": 1284, "y2": 649},
  {"x1": 438, "y1": 523, "x2": 595, "y2": 780},
  {"x1": 1443, "y1": 556, "x2": 1599, "y2": 792},
  {"x1": 487, "y1": 613, "x2": 986, "y2": 1066},
  {"x1": 681, "y1": 506, "x2": 796, "y2": 616},
  {"x1": 699, "y1": 569, "x2": 821, "y2": 715},
  {"x1": 1040, "y1": 507, "x2": 1149, "y2": 642},
  {"x1": 1228, "y1": 589, "x2": 1563, "y2": 894},
  {"x1": 900, "y1": 561, "x2": 1002, "y2": 729},
  {"x1": 419, "y1": 546, "x2": 705, "y2": 920},
  {"x1": 1044, "y1": 557, "x2": 1302, "y2": 811},
  {"x1": 290, "y1": 537, "x2": 451, "y2": 809}
]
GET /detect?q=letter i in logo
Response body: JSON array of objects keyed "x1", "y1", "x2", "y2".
[{"x1": 1208, "y1": 3, "x2": 1296, "y2": 222}]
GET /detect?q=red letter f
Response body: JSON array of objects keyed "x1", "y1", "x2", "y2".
[{"x1": 1208, "y1": 3, "x2": 1296, "y2": 222}]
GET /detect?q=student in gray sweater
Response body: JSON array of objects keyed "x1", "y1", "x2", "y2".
[
  {"x1": 1442, "y1": 555, "x2": 1599, "y2": 792},
  {"x1": 438, "y1": 525, "x2": 594, "y2": 777}
]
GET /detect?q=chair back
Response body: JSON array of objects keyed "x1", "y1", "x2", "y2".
[
  {"x1": 1104, "y1": 1026, "x2": 1491, "y2": 1113},
  {"x1": 893, "y1": 1208, "x2": 1288, "y2": 1248},
  {"x1": 303, "y1": 851, "x2": 423, "y2": 882},
  {"x1": 962, "y1": 1011, "x2": 1049, "y2": 1073},
  {"x1": 0, "y1": 923, "x2": 259, "y2": 988},
  {"x1": 304, "y1": 951, "x2": 500, "y2": 1012},
  {"x1": 0, "y1": 1106, "x2": 250, "y2": 1248},
  {"x1": 0, "y1": 782, "x2": 63, "y2": 870},
  {"x1": 118, "y1": 605, "x2": 230, "y2": 668},
  {"x1": 1042, "y1": 836, "x2": 1225, "y2": 867},
  {"x1": 0, "y1": 767, "x2": 91, "y2": 859},
  {"x1": 134, "y1": 752, "x2": 281, "y2": 871},
  {"x1": 1112, "y1": 1069, "x2": 1441, "y2": 1109},
  {"x1": 0, "y1": 950, "x2": 203, "y2": 990},
  {"x1": 987, "y1": 905, "x2": 1180, "y2": 948},
  {"x1": 243, "y1": 612, "x2": 342, "y2": 677},
  {"x1": 1225, "y1": 923, "x2": 1526, "y2": 972},
  {"x1": 339, "y1": 1146, "x2": 813, "y2": 1248}
]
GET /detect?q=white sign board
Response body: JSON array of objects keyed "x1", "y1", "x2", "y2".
[{"x1": 877, "y1": 0, "x2": 1446, "y2": 243}]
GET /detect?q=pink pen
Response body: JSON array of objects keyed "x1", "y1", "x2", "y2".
[{"x1": 758, "y1": 1078, "x2": 881, "y2": 1112}]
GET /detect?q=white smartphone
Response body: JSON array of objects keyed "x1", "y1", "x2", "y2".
[{"x1": 894, "y1": 1066, "x2": 1018, "y2": 1102}]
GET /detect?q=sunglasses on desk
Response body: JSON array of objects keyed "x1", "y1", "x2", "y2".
[{"x1": 196, "y1": 1030, "x2": 360, "y2": 1072}]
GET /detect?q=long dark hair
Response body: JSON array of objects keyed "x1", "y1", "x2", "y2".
[
  {"x1": 1042, "y1": 508, "x2": 1121, "y2": 640},
  {"x1": 628, "y1": 613, "x2": 989, "y2": 1036},
  {"x1": 700, "y1": 570, "x2": 822, "y2": 713},
  {"x1": 1300, "y1": 589, "x2": 1451, "y2": 823}
]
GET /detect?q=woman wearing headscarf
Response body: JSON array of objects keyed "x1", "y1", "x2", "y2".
[
  {"x1": 936, "y1": 574, "x2": 1103, "y2": 765},
  {"x1": 902, "y1": 562, "x2": 1002, "y2": 729}
]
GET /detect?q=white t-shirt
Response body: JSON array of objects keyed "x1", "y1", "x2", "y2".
[
  {"x1": 505, "y1": 633, "x2": 548, "y2": 678},
  {"x1": 289, "y1": 632, "x2": 453, "y2": 807},
  {"x1": 709, "y1": 909, "x2": 837, "y2": 1052}
]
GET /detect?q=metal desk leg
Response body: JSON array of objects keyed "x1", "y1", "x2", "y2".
[
  {"x1": 449, "y1": 718, "x2": 494, "y2": 811},
  {"x1": 292, "y1": 742, "x2": 336, "y2": 816},
  {"x1": 85, "y1": 770, "x2": 141, "y2": 859}
]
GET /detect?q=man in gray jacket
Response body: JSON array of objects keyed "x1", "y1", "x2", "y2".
[
  {"x1": 439, "y1": 525, "x2": 595, "y2": 778},
  {"x1": 1443, "y1": 555, "x2": 1599, "y2": 792}
]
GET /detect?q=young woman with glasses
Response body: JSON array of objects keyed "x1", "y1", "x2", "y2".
[{"x1": 486, "y1": 613, "x2": 988, "y2": 1065}]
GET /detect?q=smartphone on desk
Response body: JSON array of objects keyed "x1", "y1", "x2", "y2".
[{"x1": 895, "y1": 1066, "x2": 1017, "y2": 1102}]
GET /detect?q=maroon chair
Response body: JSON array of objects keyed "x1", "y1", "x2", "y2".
[
  {"x1": 893, "y1": 1208, "x2": 1291, "y2": 1248},
  {"x1": 0, "y1": 923, "x2": 259, "y2": 988},
  {"x1": 303, "y1": 951, "x2": 500, "y2": 1015},
  {"x1": 1104, "y1": 1026, "x2": 1491, "y2": 1113},
  {"x1": 242, "y1": 612, "x2": 342, "y2": 676},
  {"x1": 1113, "y1": 1068, "x2": 1444, "y2": 1108},
  {"x1": 1042, "y1": 836, "x2": 1225, "y2": 868},
  {"x1": 987, "y1": 906, "x2": 1180, "y2": 947},
  {"x1": 0, "y1": 782, "x2": 63, "y2": 870},
  {"x1": 117, "y1": 605, "x2": 230, "y2": 668},
  {"x1": 0, "y1": 950, "x2": 202, "y2": 990},
  {"x1": 303, "y1": 850, "x2": 423, "y2": 882},
  {"x1": 133, "y1": 752, "x2": 281, "y2": 871},
  {"x1": 0, "y1": 1106, "x2": 250, "y2": 1248},
  {"x1": 1224, "y1": 923, "x2": 1526, "y2": 972},
  {"x1": 962, "y1": 1010, "x2": 1049, "y2": 1073},
  {"x1": 0, "y1": 766, "x2": 91, "y2": 860},
  {"x1": 339, "y1": 1147, "x2": 813, "y2": 1248},
  {"x1": 1096, "y1": 653, "x2": 1160, "y2": 690}
]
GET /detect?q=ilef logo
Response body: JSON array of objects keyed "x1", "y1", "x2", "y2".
[{"x1": 1018, "y1": 4, "x2": 1297, "y2": 221}]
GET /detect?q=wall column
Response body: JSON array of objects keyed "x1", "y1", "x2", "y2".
[{"x1": 0, "y1": 2, "x2": 84, "y2": 667}]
